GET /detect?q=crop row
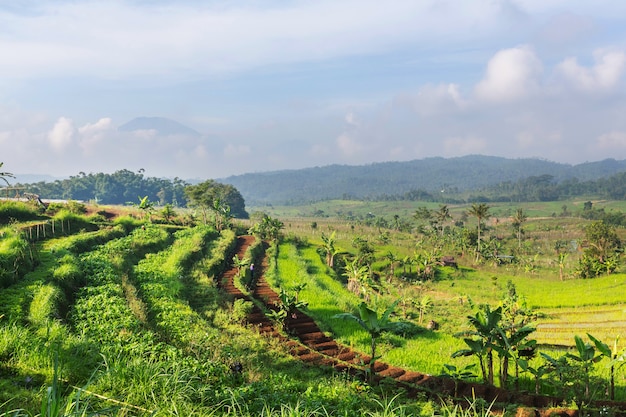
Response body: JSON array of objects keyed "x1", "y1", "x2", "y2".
[{"x1": 268, "y1": 240, "x2": 467, "y2": 376}]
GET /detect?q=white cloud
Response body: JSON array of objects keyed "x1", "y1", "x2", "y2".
[
  {"x1": 596, "y1": 131, "x2": 626, "y2": 148},
  {"x1": 0, "y1": 0, "x2": 511, "y2": 80},
  {"x1": 47, "y1": 117, "x2": 75, "y2": 150},
  {"x1": 336, "y1": 133, "x2": 364, "y2": 157},
  {"x1": 223, "y1": 144, "x2": 251, "y2": 157},
  {"x1": 556, "y1": 49, "x2": 626, "y2": 92},
  {"x1": 131, "y1": 129, "x2": 158, "y2": 140},
  {"x1": 345, "y1": 112, "x2": 359, "y2": 126},
  {"x1": 407, "y1": 83, "x2": 465, "y2": 116},
  {"x1": 475, "y1": 45, "x2": 543, "y2": 102},
  {"x1": 77, "y1": 117, "x2": 112, "y2": 154}
]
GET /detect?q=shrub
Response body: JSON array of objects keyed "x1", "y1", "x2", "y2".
[
  {"x1": 28, "y1": 284, "x2": 65, "y2": 328},
  {"x1": 0, "y1": 201, "x2": 42, "y2": 224}
]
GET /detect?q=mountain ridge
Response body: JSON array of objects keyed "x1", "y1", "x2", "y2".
[{"x1": 219, "y1": 155, "x2": 626, "y2": 205}]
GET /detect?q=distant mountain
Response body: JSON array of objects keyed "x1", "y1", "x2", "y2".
[
  {"x1": 10, "y1": 174, "x2": 62, "y2": 184},
  {"x1": 118, "y1": 117, "x2": 201, "y2": 137},
  {"x1": 220, "y1": 155, "x2": 626, "y2": 206}
]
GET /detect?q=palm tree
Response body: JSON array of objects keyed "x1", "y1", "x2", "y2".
[
  {"x1": 467, "y1": 203, "x2": 491, "y2": 257},
  {"x1": 333, "y1": 300, "x2": 404, "y2": 383},
  {"x1": 435, "y1": 204, "x2": 451, "y2": 236},
  {"x1": 0, "y1": 162, "x2": 14, "y2": 187},
  {"x1": 511, "y1": 208, "x2": 527, "y2": 249}
]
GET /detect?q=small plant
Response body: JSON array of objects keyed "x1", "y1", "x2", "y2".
[
  {"x1": 333, "y1": 300, "x2": 406, "y2": 384},
  {"x1": 231, "y1": 299, "x2": 253, "y2": 325},
  {"x1": 440, "y1": 363, "x2": 477, "y2": 397}
]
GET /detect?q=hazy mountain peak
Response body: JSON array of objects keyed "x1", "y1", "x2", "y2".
[{"x1": 118, "y1": 117, "x2": 201, "y2": 137}]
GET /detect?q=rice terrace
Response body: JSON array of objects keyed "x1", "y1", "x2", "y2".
[{"x1": 2, "y1": 165, "x2": 626, "y2": 416}]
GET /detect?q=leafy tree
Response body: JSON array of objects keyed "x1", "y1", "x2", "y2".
[
  {"x1": 333, "y1": 300, "x2": 405, "y2": 384},
  {"x1": 249, "y1": 214, "x2": 284, "y2": 243},
  {"x1": 184, "y1": 180, "x2": 248, "y2": 223},
  {"x1": 160, "y1": 204, "x2": 176, "y2": 224},
  {"x1": 576, "y1": 220, "x2": 621, "y2": 278}
]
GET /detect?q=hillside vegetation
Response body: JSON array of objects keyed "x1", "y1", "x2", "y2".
[
  {"x1": 2, "y1": 196, "x2": 626, "y2": 416},
  {"x1": 222, "y1": 155, "x2": 626, "y2": 205}
]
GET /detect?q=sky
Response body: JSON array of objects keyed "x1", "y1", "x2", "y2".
[{"x1": 2, "y1": 0, "x2": 626, "y2": 181}]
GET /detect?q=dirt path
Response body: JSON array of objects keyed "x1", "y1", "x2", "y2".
[{"x1": 218, "y1": 236, "x2": 626, "y2": 416}]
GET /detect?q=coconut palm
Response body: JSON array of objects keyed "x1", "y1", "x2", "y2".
[
  {"x1": 434, "y1": 204, "x2": 451, "y2": 236},
  {"x1": 0, "y1": 162, "x2": 14, "y2": 186},
  {"x1": 467, "y1": 203, "x2": 491, "y2": 257},
  {"x1": 511, "y1": 208, "x2": 527, "y2": 249}
]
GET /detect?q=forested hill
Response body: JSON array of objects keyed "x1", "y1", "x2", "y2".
[{"x1": 220, "y1": 155, "x2": 626, "y2": 205}]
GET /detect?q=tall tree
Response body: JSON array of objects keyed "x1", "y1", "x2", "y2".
[
  {"x1": 511, "y1": 208, "x2": 528, "y2": 249},
  {"x1": 434, "y1": 204, "x2": 452, "y2": 236},
  {"x1": 185, "y1": 180, "x2": 248, "y2": 225},
  {"x1": 0, "y1": 162, "x2": 14, "y2": 187},
  {"x1": 577, "y1": 220, "x2": 622, "y2": 278},
  {"x1": 468, "y1": 203, "x2": 491, "y2": 256}
]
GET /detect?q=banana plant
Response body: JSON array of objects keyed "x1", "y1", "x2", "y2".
[
  {"x1": 566, "y1": 335, "x2": 603, "y2": 404},
  {"x1": 452, "y1": 305, "x2": 505, "y2": 384},
  {"x1": 587, "y1": 334, "x2": 623, "y2": 400},
  {"x1": 333, "y1": 300, "x2": 404, "y2": 384}
]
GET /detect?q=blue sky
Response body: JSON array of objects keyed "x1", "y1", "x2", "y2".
[{"x1": 2, "y1": 0, "x2": 626, "y2": 180}]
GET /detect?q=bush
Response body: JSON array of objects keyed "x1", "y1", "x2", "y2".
[
  {"x1": 0, "y1": 233, "x2": 34, "y2": 288},
  {"x1": 28, "y1": 284, "x2": 65, "y2": 328},
  {"x1": 0, "y1": 201, "x2": 42, "y2": 224}
]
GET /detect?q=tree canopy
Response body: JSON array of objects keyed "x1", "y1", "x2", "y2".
[{"x1": 184, "y1": 180, "x2": 248, "y2": 220}]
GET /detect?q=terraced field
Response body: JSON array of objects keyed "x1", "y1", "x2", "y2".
[{"x1": 535, "y1": 305, "x2": 626, "y2": 347}]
